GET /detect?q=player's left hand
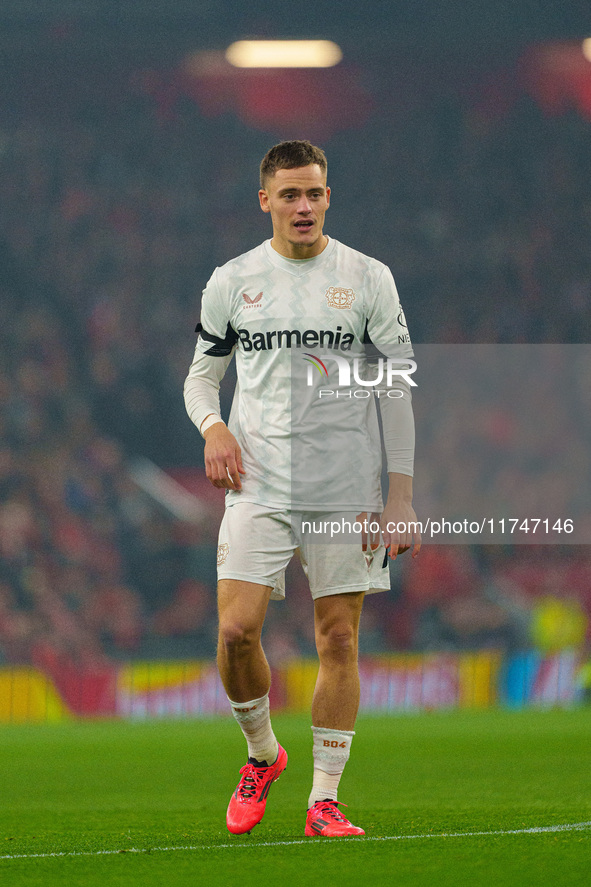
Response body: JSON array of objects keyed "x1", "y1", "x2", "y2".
[
  {"x1": 357, "y1": 512, "x2": 382, "y2": 553},
  {"x1": 380, "y1": 500, "x2": 421, "y2": 560}
]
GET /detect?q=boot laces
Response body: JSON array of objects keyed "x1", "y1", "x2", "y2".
[
  {"x1": 237, "y1": 764, "x2": 264, "y2": 800},
  {"x1": 315, "y1": 800, "x2": 349, "y2": 822}
]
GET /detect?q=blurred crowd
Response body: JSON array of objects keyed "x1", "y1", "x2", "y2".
[
  {"x1": 0, "y1": 54, "x2": 590, "y2": 668},
  {"x1": 0, "y1": 265, "x2": 219, "y2": 668}
]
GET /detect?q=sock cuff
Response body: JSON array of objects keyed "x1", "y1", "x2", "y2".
[
  {"x1": 311, "y1": 725, "x2": 354, "y2": 774},
  {"x1": 228, "y1": 692, "x2": 269, "y2": 710},
  {"x1": 228, "y1": 692, "x2": 270, "y2": 725},
  {"x1": 311, "y1": 726, "x2": 355, "y2": 738}
]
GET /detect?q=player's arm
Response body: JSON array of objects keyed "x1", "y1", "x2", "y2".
[
  {"x1": 185, "y1": 268, "x2": 245, "y2": 491},
  {"x1": 184, "y1": 344, "x2": 245, "y2": 491},
  {"x1": 378, "y1": 383, "x2": 421, "y2": 559},
  {"x1": 365, "y1": 264, "x2": 420, "y2": 558}
]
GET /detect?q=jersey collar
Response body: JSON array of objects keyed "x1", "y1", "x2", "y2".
[{"x1": 263, "y1": 237, "x2": 336, "y2": 276}]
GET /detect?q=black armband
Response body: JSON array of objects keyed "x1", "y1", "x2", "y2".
[{"x1": 195, "y1": 321, "x2": 238, "y2": 357}]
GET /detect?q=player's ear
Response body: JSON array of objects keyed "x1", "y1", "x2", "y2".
[
  {"x1": 325, "y1": 185, "x2": 330, "y2": 208},
  {"x1": 259, "y1": 189, "x2": 271, "y2": 213}
]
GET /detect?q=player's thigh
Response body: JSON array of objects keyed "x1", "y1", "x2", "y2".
[{"x1": 217, "y1": 577, "x2": 273, "y2": 638}]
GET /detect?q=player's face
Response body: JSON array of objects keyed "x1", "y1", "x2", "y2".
[{"x1": 259, "y1": 164, "x2": 330, "y2": 259}]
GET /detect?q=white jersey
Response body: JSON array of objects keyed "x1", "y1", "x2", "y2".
[{"x1": 193, "y1": 237, "x2": 413, "y2": 510}]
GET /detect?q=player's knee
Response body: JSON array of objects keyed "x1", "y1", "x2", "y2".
[
  {"x1": 316, "y1": 622, "x2": 357, "y2": 662},
  {"x1": 218, "y1": 621, "x2": 260, "y2": 656}
]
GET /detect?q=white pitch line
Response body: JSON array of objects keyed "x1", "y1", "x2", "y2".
[{"x1": 0, "y1": 821, "x2": 590, "y2": 862}]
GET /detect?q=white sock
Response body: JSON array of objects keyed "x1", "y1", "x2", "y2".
[
  {"x1": 308, "y1": 726, "x2": 354, "y2": 808},
  {"x1": 228, "y1": 692, "x2": 278, "y2": 766}
]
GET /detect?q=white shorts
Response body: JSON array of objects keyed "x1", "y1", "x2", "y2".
[{"x1": 216, "y1": 501, "x2": 390, "y2": 601}]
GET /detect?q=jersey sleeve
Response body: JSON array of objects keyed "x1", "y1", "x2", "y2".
[
  {"x1": 185, "y1": 269, "x2": 236, "y2": 435},
  {"x1": 378, "y1": 385, "x2": 415, "y2": 476},
  {"x1": 367, "y1": 264, "x2": 415, "y2": 476},
  {"x1": 195, "y1": 269, "x2": 238, "y2": 357},
  {"x1": 184, "y1": 346, "x2": 234, "y2": 436},
  {"x1": 364, "y1": 264, "x2": 413, "y2": 359}
]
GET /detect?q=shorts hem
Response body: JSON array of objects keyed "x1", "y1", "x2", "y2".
[
  {"x1": 311, "y1": 582, "x2": 389, "y2": 600},
  {"x1": 217, "y1": 570, "x2": 285, "y2": 599}
]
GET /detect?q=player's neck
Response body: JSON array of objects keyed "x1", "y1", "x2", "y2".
[{"x1": 270, "y1": 234, "x2": 329, "y2": 261}]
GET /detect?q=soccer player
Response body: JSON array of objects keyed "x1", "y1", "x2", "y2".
[{"x1": 184, "y1": 140, "x2": 420, "y2": 837}]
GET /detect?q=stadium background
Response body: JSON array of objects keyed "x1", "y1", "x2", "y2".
[{"x1": 1, "y1": 0, "x2": 591, "y2": 721}]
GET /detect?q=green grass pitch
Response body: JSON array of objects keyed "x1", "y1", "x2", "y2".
[{"x1": 0, "y1": 708, "x2": 590, "y2": 886}]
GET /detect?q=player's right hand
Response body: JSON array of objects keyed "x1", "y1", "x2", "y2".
[{"x1": 203, "y1": 422, "x2": 245, "y2": 491}]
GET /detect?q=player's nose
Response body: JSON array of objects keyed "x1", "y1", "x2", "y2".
[{"x1": 296, "y1": 195, "x2": 312, "y2": 213}]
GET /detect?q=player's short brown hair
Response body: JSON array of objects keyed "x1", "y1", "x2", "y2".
[{"x1": 259, "y1": 140, "x2": 327, "y2": 188}]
